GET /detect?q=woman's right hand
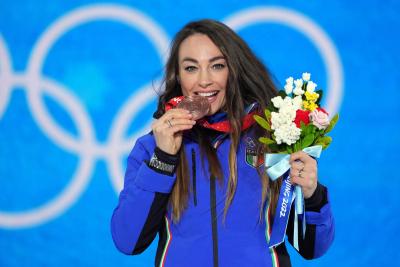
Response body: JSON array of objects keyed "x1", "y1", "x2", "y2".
[{"x1": 151, "y1": 109, "x2": 196, "y2": 155}]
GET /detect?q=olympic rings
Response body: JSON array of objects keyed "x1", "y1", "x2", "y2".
[{"x1": 0, "y1": 4, "x2": 343, "y2": 228}]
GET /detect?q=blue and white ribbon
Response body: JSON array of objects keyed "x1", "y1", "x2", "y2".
[{"x1": 265, "y1": 145, "x2": 322, "y2": 250}]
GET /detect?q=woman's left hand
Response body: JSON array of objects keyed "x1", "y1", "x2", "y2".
[{"x1": 289, "y1": 151, "x2": 318, "y2": 199}]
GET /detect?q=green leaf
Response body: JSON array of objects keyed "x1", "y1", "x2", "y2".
[
  {"x1": 302, "y1": 81, "x2": 307, "y2": 91},
  {"x1": 267, "y1": 101, "x2": 277, "y2": 112},
  {"x1": 315, "y1": 136, "x2": 332, "y2": 150},
  {"x1": 286, "y1": 146, "x2": 293, "y2": 154},
  {"x1": 253, "y1": 115, "x2": 271, "y2": 131},
  {"x1": 324, "y1": 113, "x2": 339, "y2": 134},
  {"x1": 299, "y1": 125, "x2": 305, "y2": 138},
  {"x1": 268, "y1": 143, "x2": 280, "y2": 152},
  {"x1": 308, "y1": 124, "x2": 314, "y2": 135},
  {"x1": 259, "y1": 137, "x2": 275, "y2": 145},
  {"x1": 313, "y1": 130, "x2": 323, "y2": 142},
  {"x1": 302, "y1": 134, "x2": 315, "y2": 149},
  {"x1": 303, "y1": 123, "x2": 314, "y2": 136},
  {"x1": 264, "y1": 109, "x2": 271, "y2": 120},
  {"x1": 300, "y1": 121, "x2": 306, "y2": 131},
  {"x1": 294, "y1": 141, "x2": 302, "y2": 152},
  {"x1": 311, "y1": 125, "x2": 317, "y2": 133}
]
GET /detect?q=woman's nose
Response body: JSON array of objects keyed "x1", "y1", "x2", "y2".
[{"x1": 198, "y1": 69, "x2": 212, "y2": 88}]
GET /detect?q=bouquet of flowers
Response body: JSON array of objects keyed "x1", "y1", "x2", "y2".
[
  {"x1": 254, "y1": 72, "x2": 338, "y2": 153},
  {"x1": 254, "y1": 72, "x2": 338, "y2": 249}
]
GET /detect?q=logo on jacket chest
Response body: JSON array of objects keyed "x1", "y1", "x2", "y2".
[{"x1": 244, "y1": 137, "x2": 264, "y2": 168}]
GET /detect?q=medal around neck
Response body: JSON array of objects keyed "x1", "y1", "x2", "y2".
[{"x1": 176, "y1": 95, "x2": 210, "y2": 120}]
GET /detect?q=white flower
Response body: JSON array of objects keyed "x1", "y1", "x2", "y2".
[
  {"x1": 274, "y1": 123, "x2": 301, "y2": 145},
  {"x1": 302, "y1": 72, "x2": 311, "y2": 81},
  {"x1": 271, "y1": 112, "x2": 286, "y2": 129},
  {"x1": 271, "y1": 109, "x2": 295, "y2": 130},
  {"x1": 270, "y1": 112, "x2": 282, "y2": 130},
  {"x1": 284, "y1": 83, "x2": 293, "y2": 95},
  {"x1": 286, "y1": 76, "x2": 294, "y2": 85},
  {"x1": 284, "y1": 77, "x2": 294, "y2": 95},
  {"x1": 271, "y1": 96, "x2": 284, "y2": 109},
  {"x1": 306, "y1": 81, "x2": 317, "y2": 93},
  {"x1": 292, "y1": 96, "x2": 303, "y2": 110},
  {"x1": 271, "y1": 101, "x2": 297, "y2": 131},
  {"x1": 293, "y1": 86, "x2": 305, "y2": 96},
  {"x1": 293, "y1": 78, "x2": 305, "y2": 96},
  {"x1": 280, "y1": 108, "x2": 296, "y2": 123},
  {"x1": 294, "y1": 79, "x2": 303, "y2": 88},
  {"x1": 271, "y1": 95, "x2": 302, "y2": 145},
  {"x1": 283, "y1": 96, "x2": 293, "y2": 105}
]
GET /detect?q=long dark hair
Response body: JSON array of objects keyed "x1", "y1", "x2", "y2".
[{"x1": 154, "y1": 19, "x2": 280, "y2": 223}]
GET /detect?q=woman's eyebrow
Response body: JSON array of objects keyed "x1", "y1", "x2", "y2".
[
  {"x1": 209, "y1": 55, "x2": 225, "y2": 62},
  {"x1": 180, "y1": 55, "x2": 225, "y2": 64},
  {"x1": 181, "y1": 57, "x2": 198, "y2": 64}
]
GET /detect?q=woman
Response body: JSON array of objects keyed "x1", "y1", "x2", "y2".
[{"x1": 111, "y1": 19, "x2": 334, "y2": 267}]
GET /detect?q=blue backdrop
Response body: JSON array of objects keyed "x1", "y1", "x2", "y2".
[{"x1": 1, "y1": 0, "x2": 399, "y2": 266}]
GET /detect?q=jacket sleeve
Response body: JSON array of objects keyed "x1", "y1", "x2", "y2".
[
  {"x1": 110, "y1": 137, "x2": 176, "y2": 255},
  {"x1": 286, "y1": 182, "x2": 335, "y2": 259}
]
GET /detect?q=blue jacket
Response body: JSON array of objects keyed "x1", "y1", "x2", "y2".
[{"x1": 111, "y1": 128, "x2": 335, "y2": 267}]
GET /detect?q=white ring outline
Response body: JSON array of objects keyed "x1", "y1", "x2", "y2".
[
  {"x1": 224, "y1": 6, "x2": 344, "y2": 116},
  {"x1": 0, "y1": 35, "x2": 13, "y2": 119}
]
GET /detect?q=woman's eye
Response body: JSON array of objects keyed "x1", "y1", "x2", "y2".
[
  {"x1": 184, "y1": 66, "x2": 197, "y2": 72},
  {"x1": 212, "y1": 63, "x2": 225, "y2": 70}
]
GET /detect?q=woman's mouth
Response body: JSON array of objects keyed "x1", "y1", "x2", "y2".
[{"x1": 195, "y1": 91, "x2": 219, "y2": 103}]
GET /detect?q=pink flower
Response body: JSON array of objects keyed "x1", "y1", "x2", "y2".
[{"x1": 309, "y1": 108, "x2": 330, "y2": 130}]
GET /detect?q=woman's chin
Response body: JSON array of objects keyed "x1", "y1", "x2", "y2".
[
  {"x1": 207, "y1": 106, "x2": 220, "y2": 116},
  {"x1": 208, "y1": 102, "x2": 225, "y2": 116}
]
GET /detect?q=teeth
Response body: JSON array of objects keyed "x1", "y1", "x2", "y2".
[{"x1": 198, "y1": 91, "x2": 218, "y2": 97}]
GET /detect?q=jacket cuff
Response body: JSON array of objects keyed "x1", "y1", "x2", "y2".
[
  {"x1": 147, "y1": 147, "x2": 179, "y2": 176},
  {"x1": 305, "y1": 203, "x2": 333, "y2": 225},
  {"x1": 134, "y1": 163, "x2": 177, "y2": 193},
  {"x1": 154, "y1": 147, "x2": 179, "y2": 165},
  {"x1": 305, "y1": 182, "x2": 328, "y2": 212}
]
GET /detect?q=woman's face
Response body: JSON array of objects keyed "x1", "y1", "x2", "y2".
[{"x1": 178, "y1": 33, "x2": 228, "y2": 115}]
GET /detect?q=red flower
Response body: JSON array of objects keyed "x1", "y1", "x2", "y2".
[{"x1": 294, "y1": 109, "x2": 310, "y2": 128}]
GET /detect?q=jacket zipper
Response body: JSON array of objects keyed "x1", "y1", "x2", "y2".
[
  {"x1": 192, "y1": 149, "x2": 218, "y2": 266},
  {"x1": 210, "y1": 175, "x2": 219, "y2": 267}
]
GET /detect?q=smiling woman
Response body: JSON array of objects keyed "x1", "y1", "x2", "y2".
[
  {"x1": 111, "y1": 19, "x2": 334, "y2": 267},
  {"x1": 178, "y1": 33, "x2": 228, "y2": 115}
]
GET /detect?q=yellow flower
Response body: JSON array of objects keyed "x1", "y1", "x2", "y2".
[
  {"x1": 305, "y1": 91, "x2": 319, "y2": 102},
  {"x1": 303, "y1": 100, "x2": 318, "y2": 111}
]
